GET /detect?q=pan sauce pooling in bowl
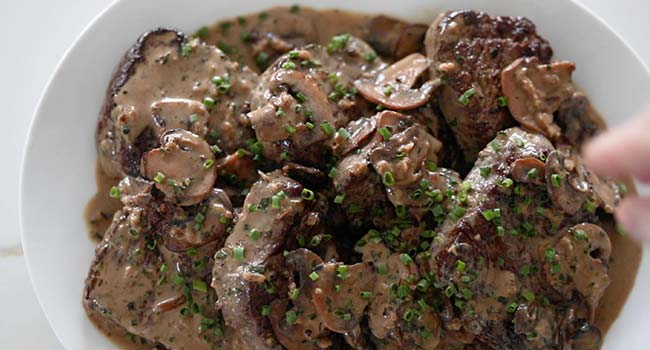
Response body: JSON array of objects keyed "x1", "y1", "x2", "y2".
[{"x1": 83, "y1": 6, "x2": 641, "y2": 350}]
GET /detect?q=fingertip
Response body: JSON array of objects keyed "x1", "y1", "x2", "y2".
[
  {"x1": 581, "y1": 132, "x2": 622, "y2": 176},
  {"x1": 615, "y1": 197, "x2": 650, "y2": 242}
]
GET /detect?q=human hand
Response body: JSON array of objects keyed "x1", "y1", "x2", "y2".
[{"x1": 583, "y1": 112, "x2": 650, "y2": 241}]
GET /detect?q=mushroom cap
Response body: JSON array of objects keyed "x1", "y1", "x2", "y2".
[{"x1": 141, "y1": 129, "x2": 217, "y2": 206}]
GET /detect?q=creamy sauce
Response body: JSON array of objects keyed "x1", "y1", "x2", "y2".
[
  {"x1": 200, "y1": 7, "x2": 374, "y2": 73},
  {"x1": 84, "y1": 5, "x2": 642, "y2": 349},
  {"x1": 85, "y1": 161, "x2": 122, "y2": 241},
  {"x1": 594, "y1": 179, "x2": 642, "y2": 333}
]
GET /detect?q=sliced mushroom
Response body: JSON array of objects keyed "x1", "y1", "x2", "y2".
[
  {"x1": 150, "y1": 97, "x2": 209, "y2": 138},
  {"x1": 501, "y1": 57, "x2": 576, "y2": 139},
  {"x1": 268, "y1": 69, "x2": 336, "y2": 137},
  {"x1": 249, "y1": 92, "x2": 303, "y2": 142},
  {"x1": 354, "y1": 53, "x2": 439, "y2": 110},
  {"x1": 555, "y1": 92, "x2": 606, "y2": 147},
  {"x1": 270, "y1": 249, "x2": 331, "y2": 350},
  {"x1": 282, "y1": 163, "x2": 328, "y2": 190},
  {"x1": 397, "y1": 302, "x2": 441, "y2": 350},
  {"x1": 545, "y1": 146, "x2": 621, "y2": 215},
  {"x1": 311, "y1": 261, "x2": 375, "y2": 333},
  {"x1": 368, "y1": 111, "x2": 445, "y2": 211},
  {"x1": 161, "y1": 188, "x2": 233, "y2": 252},
  {"x1": 355, "y1": 235, "x2": 421, "y2": 343},
  {"x1": 544, "y1": 224, "x2": 612, "y2": 321},
  {"x1": 333, "y1": 116, "x2": 377, "y2": 156},
  {"x1": 510, "y1": 157, "x2": 546, "y2": 185},
  {"x1": 141, "y1": 129, "x2": 217, "y2": 206},
  {"x1": 367, "y1": 16, "x2": 428, "y2": 59}
]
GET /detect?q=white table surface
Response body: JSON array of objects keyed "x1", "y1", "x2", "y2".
[{"x1": 1, "y1": 0, "x2": 649, "y2": 348}]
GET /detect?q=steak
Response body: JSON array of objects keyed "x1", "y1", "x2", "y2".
[
  {"x1": 428, "y1": 128, "x2": 618, "y2": 350},
  {"x1": 84, "y1": 177, "x2": 236, "y2": 350},
  {"x1": 425, "y1": 10, "x2": 553, "y2": 164},
  {"x1": 96, "y1": 28, "x2": 258, "y2": 178}
]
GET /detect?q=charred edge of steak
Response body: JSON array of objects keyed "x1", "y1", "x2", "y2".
[{"x1": 96, "y1": 28, "x2": 186, "y2": 176}]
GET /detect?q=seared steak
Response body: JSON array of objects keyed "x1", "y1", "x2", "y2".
[
  {"x1": 96, "y1": 29, "x2": 258, "y2": 178},
  {"x1": 425, "y1": 10, "x2": 553, "y2": 163},
  {"x1": 428, "y1": 128, "x2": 619, "y2": 350},
  {"x1": 84, "y1": 177, "x2": 235, "y2": 350}
]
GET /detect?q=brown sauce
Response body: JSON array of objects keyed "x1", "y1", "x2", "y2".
[
  {"x1": 84, "y1": 5, "x2": 642, "y2": 349},
  {"x1": 84, "y1": 161, "x2": 121, "y2": 241},
  {"x1": 593, "y1": 186, "x2": 642, "y2": 334}
]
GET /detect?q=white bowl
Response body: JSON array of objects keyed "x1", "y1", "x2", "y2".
[{"x1": 20, "y1": 0, "x2": 650, "y2": 349}]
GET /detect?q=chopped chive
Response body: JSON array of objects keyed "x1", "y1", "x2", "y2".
[
  {"x1": 336, "y1": 265, "x2": 349, "y2": 279},
  {"x1": 210, "y1": 144, "x2": 222, "y2": 155},
  {"x1": 281, "y1": 61, "x2": 296, "y2": 70},
  {"x1": 109, "y1": 186, "x2": 121, "y2": 199},
  {"x1": 153, "y1": 172, "x2": 166, "y2": 183},
  {"x1": 289, "y1": 288, "x2": 300, "y2": 300},
  {"x1": 203, "y1": 97, "x2": 215, "y2": 109},
  {"x1": 482, "y1": 208, "x2": 501, "y2": 221},
  {"x1": 193, "y1": 280, "x2": 208, "y2": 293},
  {"x1": 527, "y1": 168, "x2": 538, "y2": 179},
  {"x1": 378, "y1": 127, "x2": 391, "y2": 141},
  {"x1": 397, "y1": 285, "x2": 410, "y2": 299},
  {"x1": 365, "y1": 51, "x2": 377, "y2": 62},
  {"x1": 256, "y1": 51, "x2": 270, "y2": 68},
  {"x1": 399, "y1": 253, "x2": 413, "y2": 265},
  {"x1": 286, "y1": 124, "x2": 297, "y2": 134},
  {"x1": 498, "y1": 178, "x2": 514, "y2": 188},
  {"x1": 337, "y1": 128, "x2": 350, "y2": 139},
  {"x1": 360, "y1": 291, "x2": 373, "y2": 299},
  {"x1": 261, "y1": 305, "x2": 271, "y2": 316},
  {"x1": 320, "y1": 122, "x2": 335, "y2": 135},
  {"x1": 327, "y1": 34, "x2": 350, "y2": 54},
  {"x1": 203, "y1": 159, "x2": 214, "y2": 169},
  {"x1": 514, "y1": 137, "x2": 525, "y2": 148},
  {"x1": 383, "y1": 85, "x2": 394, "y2": 96},
  {"x1": 309, "y1": 271, "x2": 320, "y2": 281},
  {"x1": 551, "y1": 174, "x2": 563, "y2": 188},
  {"x1": 172, "y1": 274, "x2": 184, "y2": 286},
  {"x1": 496, "y1": 226, "x2": 505, "y2": 237},
  {"x1": 583, "y1": 200, "x2": 597, "y2": 213},
  {"x1": 489, "y1": 140, "x2": 501, "y2": 152},
  {"x1": 295, "y1": 91, "x2": 307, "y2": 103},
  {"x1": 574, "y1": 229, "x2": 588, "y2": 241},
  {"x1": 417, "y1": 279, "x2": 430, "y2": 292},
  {"x1": 285, "y1": 310, "x2": 298, "y2": 325},
  {"x1": 334, "y1": 194, "x2": 345, "y2": 204},
  {"x1": 249, "y1": 228, "x2": 261, "y2": 241},
  {"x1": 426, "y1": 160, "x2": 437, "y2": 172},
  {"x1": 522, "y1": 290, "x2": 535, "y2": 303},
  {"x1": 450, "y1": 206, "x2": 466, "y2": 220},
  {"x1": 545, "y1": 247, "x2": 557, "y2": 261},
  {"x1": 480, "y1": 166, "x2": 491, "y2": 178},
  {"x1": 496, "y1": 96, "x2": 508, "y2": 107},
  {"x1": 506, "y1": 302, "x2": 518, "y2": 313},
  {"x1": 301, "y1": 188, "x2": 315, "y2": 200},
  {"x1": 328, "y1": 167, "x2": 337, "y2": 179},
  {"x1": 403, "y1": 308, "x2": 416, "y2": 322},
  {"x1": 456, "y1": 260, "x2": 466, "y2": 272},
  {"x1": 233, "y1": 246, "x2": 245, "y2": 261},
  {"x1": 376, "y1": 263, "x2": 388, "y2": 275},
  {"x1": 458, "y1": 87, "x2": 476, "y2": 106},
  {"x1": 382, "y1": 172, "x2": 395, "y2": 186},
  {"x1": 305, "y1": 121, "x2": 314, "y2": 129}
]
